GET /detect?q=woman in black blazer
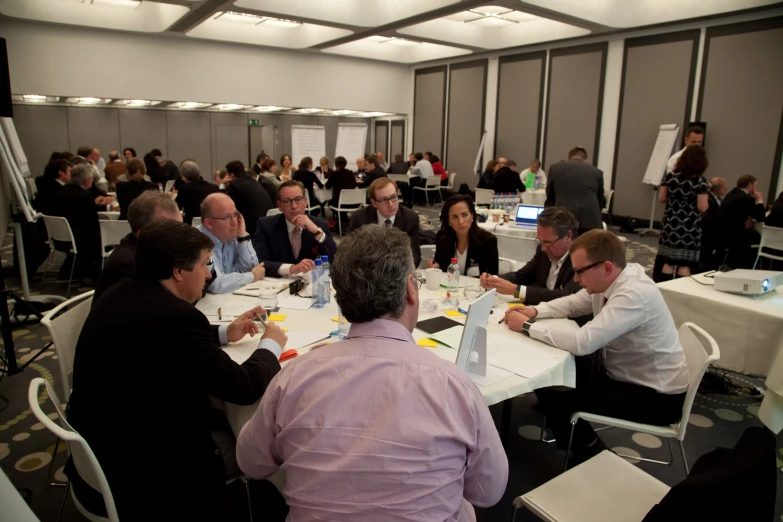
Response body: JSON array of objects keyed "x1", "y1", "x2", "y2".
[
  {"x1": 116, "y1": 159, "x2": 159, "y2": 220},
  {"x1": 292, "y1": 156, "x2": 324, "y2": 216},
  {"x1": 427, "y1": 194, "x2": 499, "y2": 276}
]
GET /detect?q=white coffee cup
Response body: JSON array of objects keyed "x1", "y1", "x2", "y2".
[{"x1": 425, "y1": 268, "x2": 441, "y2": 290}]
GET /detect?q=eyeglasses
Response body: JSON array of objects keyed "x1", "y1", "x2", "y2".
[
  {"x1": 536, "y1": 236, "x2": 564, "y2": 249},
  {"x1": 374, "y1": 195, "x2": 398, "y2": 204},
  {"x1": 573, "y1": 260, "x2": 605, "y2": 276},
  {"x1": 280, "y1": 196, "x2": 306, "y2": 206},
  {"x1": 413, "y1": 274, "x2": 424, "y2": 289},
  {"x1": 208, "y1": 212, "x2": 240, "y2": 222}
]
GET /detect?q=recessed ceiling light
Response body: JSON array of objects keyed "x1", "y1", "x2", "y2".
[
  {"x1": 471, "y1": 16, "x2": 516, "y2": 28},
  {"x1": 23, "y1": 95, "x2": 58, "y2": 103},
  {"x1": 250, "y1": 106, "x2": 291, "y2": 112},
  {"x1": 114, "y1": 99, "x2": 160, "y2": 107},
  {"x1": 295, "y1": 108, "x2": 323, "y2": 114},
  {"x1": 214, "y1": 104, "x2": 249, "y2": 111},
  {"x1": 91, "y1": 0, "x2": 141, "y2": 8},
  {"x1": 168, "y1": 102, "x2": 212, "y2": 109},
  {"x1": 214, "y1": 11, "x2": 301, "y2": 29},
  {"x1": 469, "y1": 6, "x2": 513, "y2": 16},
  {"x1": 65, "y1": 97, "x2": 112, "y2": 105},
  {"x1": 359, "y1": 112, "x2": 389, "y2": 118},
  {"x1": 260, "y1": 17, "x2": 301, "y2": 29},
  {"x1": 384, "y1": 37, "x2": 418, "y2": 47}
]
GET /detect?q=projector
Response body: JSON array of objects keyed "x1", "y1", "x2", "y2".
[{"x1": 713, "y1": 269, "x2": 783, "y2": 295}]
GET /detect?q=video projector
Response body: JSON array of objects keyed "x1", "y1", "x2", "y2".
[{"x1": 714, "y1": 269, "x2": 783, "y2": 295}]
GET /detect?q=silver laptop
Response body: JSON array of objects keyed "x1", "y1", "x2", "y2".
[{"x1": 514, "y1": 204, "x2": 544, "y2": 228}]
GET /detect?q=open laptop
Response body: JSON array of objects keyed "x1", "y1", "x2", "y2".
[{"x1": 514, "y1": 204, "x2": 544, "y2": 228}]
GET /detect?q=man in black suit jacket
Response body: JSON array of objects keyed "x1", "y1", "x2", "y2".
[
  {"x1": 491, "y1": 165, "x2": 527, "y2": 194},
  {"x1": 545, "y1": 147, "x2": 606, "y2": 234},
  {"x1": 719, "y1": 175, "x2": 766, "y2": 269},
  {"x1": 359, "y1": 156, "x2": 387, "y2": 188},
  {"x1": 348, "y1": 178, "x2": 421, "y2": 266},
  {"x1": 480, "y1": 206, "x2": 581, "y2": 304},
  {"x1": 93, "y1": 191, "x2": 183, "y2": 302},
  {"x1": 253, "y1": 180, "x2": 337, "y2": 278},
  {"x1": 66, "y1": 220, "x2": 288, "y2": 521},
  {"x1": 176, "y1": 160, "x2": 219, "y2": 225},
  {"x1": 699, "y1": 177, "x2": 727, "y2": 272},
  {"x1": 34, "y1": 159, "x2": 70, "y2": 215},
  {"x1": 224, "y1": 160, "x2": 273, "y2": 237}
]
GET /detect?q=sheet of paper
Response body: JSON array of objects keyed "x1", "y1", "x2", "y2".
[
  {"x1": 468, "y1": 365, "x2": 515, "y2": 387},
  {"x1": 285, "y1": 329, "x2": 330, "y2": 350},
  {"x1": 232, "y1": 281, "x2": 291, "y2": 298},
  {"x1": 430, "y1": 325, "x2": 464, "y2": 349},
  {"x1": 485, "y1": 335, "x2": 561, "y2": 379},
  {"x1": 222, "y1": 339, "x2": 258, "y2": 365},
  {"x1": 278, "y1": 296, "x2": 314, "y2": 311}
]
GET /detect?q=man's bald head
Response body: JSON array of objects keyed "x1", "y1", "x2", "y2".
[
  {"x1": 200, "y1": 192, "x2": 233, "y2": 219},
  {"x1": 710, "y1": 177, "x2": 727, "y2": 197}
]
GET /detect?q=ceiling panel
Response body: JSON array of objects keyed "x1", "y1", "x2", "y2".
[{"x1": 323, "y1": 36, "x2": 471, "y2": 64}]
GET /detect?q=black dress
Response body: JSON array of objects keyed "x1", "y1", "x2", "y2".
[{"x1": 657, "y1": 172, "x2": 708, "y2": 268}]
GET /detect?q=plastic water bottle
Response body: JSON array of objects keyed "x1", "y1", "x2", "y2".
[
  {"x1": 312, "y1": 259, "x2": 324, "y2": 308},
  {"x1": 446, "y1": 257, "x2": 460, "y2": 291},
  {"x1": 320, "y1": 255, "x2": 331, "y2": 305}
]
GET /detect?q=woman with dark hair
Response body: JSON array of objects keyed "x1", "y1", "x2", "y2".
[
  {"x1": 430, "y1": 154, "x2": 449, "y2": 186},
  {"x1": 293, "y1": 156, "x2": 324, "y2": 215},
  {"x1": 279, "y1": 154, "x2": 294, "y2": 182},
  {"x1": 656, "y1": 145, "x2": 710, "y2": 279},
  {"x1": 427, "y1": 195, "x2": 499, "y2": 276},
  {"x1": 478, "y1": 159, "x2": 499, "y2": 189},
  {"x1": 123, "y1": 147, "x2": 137, "y2": 161},
  {"x1": 408, "y1": 153, "x2": 416, "y2": 169},
  {"x1": 116, "y1": 159, "x2": 159, "y2": 220},
  {"x1": 143, "y1": 152, "x2": 166, "y2": 186},
  {"x1": 259, "y1": 158, "x2": 281, "y2": 187}
]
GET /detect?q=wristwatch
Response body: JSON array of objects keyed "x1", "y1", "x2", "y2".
[
  {"x1": 237, "y1": 235, "x2": 251, "y2": 242},
  {"x1": 522, "y1": 319, "x2": 537, "y2": 335},
  {"x1": 514, "y1": 286, "x2": 522, "y2": 299},
  {"x1": 314, "y1": 227, "x2": 324, "y2": 238}
]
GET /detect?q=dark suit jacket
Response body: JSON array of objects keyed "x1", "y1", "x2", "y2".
[
  {"x1": 545, "y1": 159, "x2": 605, "y2": 231},
  {"x1": 293, "y1": 169, "x2": 324, "y2": 205},
  {"x1": 492, "y1": 166, "x2": 526, "y2": 194},
  {"x1": 226, "y1": 175, "x2": 273, "y2": 236},
  {"x1": 387, "y1": 161, "x2": 409, "y2": 174},
  {"x1": 177, "y1": 179, "x2": 220, "y2": 225},
  {"x1": 360, "y1": 167, "x2": 387, "y2": 188},
  {"x1": 499, "y1": 246, "x2": 580, "y2": 305},
  {"x1": 93, "y1": 233, "x2": 135, "y2": 303},
  {"x1": 258, "y1": 176, "x2": 278, "y2": 204},
  {"x1": 116, "y1": 180, "x2": 159, "y2": 220},
  {"x1": 434, "y1": 228, "x2": 499, "y2": 275},
  {"x1": 66, "y1": 278, "x2": 280, "y2": 521},
  {"x1": 766, "y1": 200, "x2": 783, "y2": 228},
  {"x1": 700, "y1": 193, "x2": 722, "y2": 256},
  {"x1": 719, "y1": 187, "x2": 766, "y2": 239},
  {"x1": 252, "y1": 214, "x2": 337, "y2": 278},
  {"x1": 325, "y1": 168, "x2": 357, "y2": 204},
  {"x1": 34, "y1": 176, "x2": 63, "y2": 215},
  {"x1": 348, "y1": 205, "x2": 421, "y2": 266},
  {"x1": 52, "y1": 184, "x2": 101, "y2": 258}
]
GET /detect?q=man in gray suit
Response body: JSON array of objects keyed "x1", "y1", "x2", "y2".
[{"x1": 544, "y1": 146, "x2": 606, "y2": 235}]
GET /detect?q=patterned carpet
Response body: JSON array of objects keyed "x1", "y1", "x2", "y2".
[{"x1": 0, "y1": 234, "x2": 781, "y2": 522}]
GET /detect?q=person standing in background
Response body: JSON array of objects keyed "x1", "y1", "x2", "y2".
[
  {"x1": 666, "y1": 126, "x2": 705, "y2": 174},
  {"x1": 545, "y1": 146, "x2": 605, "y2": 235}
]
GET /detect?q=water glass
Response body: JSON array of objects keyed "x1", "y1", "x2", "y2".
[
  {"x1": 258, "y1": 286, "x2": 278, "y2": 311},
  {"x1": 463, "y1": 285, "x2": 484, "y2": 302}
]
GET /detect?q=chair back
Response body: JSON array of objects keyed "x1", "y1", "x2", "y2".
[
  {"x1": 164, "y1": 180, "x2": 175, "y2": 193},
  {"x1": 675, "y1": 322, "x2": 720, "y2": 439},
  {"x1": 304, "y1": 191, "x2": 317, "y2": 213},
  {"x1": 0, "y1": 468, "x2": 40, "y2": 522},
  {"x1": 603, "y1": 189, "x2": 614, "y2": 212},
  {"x1": 498, "y1": 257, "x2": 517, "y2": 274},
  {"x1": 758, "y1": 225, "x2": 783, "y2": 261},
  {"x1": 41, "y1": 215, "x2": 77, "y2": 253},
  {"x1": 191, "y1": 216, "x2": 202, "y2": 227},
  {"x1": 24, "y1": 177, "x2": 37, "y2": 200},
  {"x1": 388, "y1": 174, "x2": 409, "y2": 185},
  {"x1": 474, "y1": 188, "x2": 493, "y2": 205},
  {"x1": 266, "y1": 208, "x2": 282, "y2": 216},
  {"x1": 40, "y1": 291, "x2": 94, "y2": 402},
  {"x1": 447, "y1": 172, "x2": 457, "y2": 189},
  {"x1": 339, "y1": 188, "x2": 367, "y2": 207},
  {"x1": 424, "y1": 176, "x2": 440, "y2": 188},
  {"x1": 420, "y1": 244, "x2": 436, "y2": 262},
  {"x1": 99, "y1": 220, "x2": 131, "y2": 258},
  {"x1": 28, "y1": 378, "x2": 119, "y2": 522}
]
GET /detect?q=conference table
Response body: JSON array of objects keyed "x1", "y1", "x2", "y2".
[
  {"x1": 657, "y1": 273, "x2": 783, "y2": 377},
  {"x1": 478, "y1": 221, "x2": 539, "y2": 262},
  {"x1": 197, "y1": 276, "x2": 576, "y2": 442},
  {"x1": 522, "y1": 189, "x2": 546, "y2": 206}
]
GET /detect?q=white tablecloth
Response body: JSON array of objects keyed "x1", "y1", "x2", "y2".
[
  {"x1": 657, "y1": 274, "x2": 783, "y2": 377},
  {"x1": 97, "y1": 211, "x2": 120, "y2": 220},
  {"x1": 313, "y1": 187, "x2": 332, "y2": 204},
  {"x1": 478, "y1": 222, "x2": 538, "y2": 264},
  {"x1": 522, "y1": 189, "x2": 546, "y2": 206},
  {"x1": 197, "y1": 277, "x2": 575, "y2": 436}
]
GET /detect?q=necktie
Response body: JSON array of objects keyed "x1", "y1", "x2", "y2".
[
  {"x1": 384, "y1": 219, "x2": 392, "y2": 228},
  {"x1": 291, "y1": 227, "x2": 302, "y2": 259}
]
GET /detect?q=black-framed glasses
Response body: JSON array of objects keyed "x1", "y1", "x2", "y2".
[
  {"x1": 536, "y1": 236, "x2": 564, "y2": 249},
  {"x1": 208, "y1": 212, "x2": 240, "y2": 222},
  {"x1": 206, "y1": 258, "x2": 214, "y2": 267},
  {"x1": 374, "y1": 195, "x2": 399, "y2": 204},
  {"x1": 573, "y1": 260, "x2": 605, "y2": 276},
  {"x1": 413, "y1": 274, "x2": 424, "y2": 289},
  {"x1": 280, "y1": 196, "x2": 306, "y2": 206}
]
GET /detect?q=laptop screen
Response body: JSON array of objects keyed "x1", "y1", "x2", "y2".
[{"x1": 515, "y1": 204, "x2": 544, "y2": 226}]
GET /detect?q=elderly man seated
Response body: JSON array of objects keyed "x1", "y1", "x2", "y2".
[
  {"x1": 198, "y1": 193, "x2": 266, "y2": 294},
  {"x1": 236, "y1": 225, "x2": 508, "y2": 520}
]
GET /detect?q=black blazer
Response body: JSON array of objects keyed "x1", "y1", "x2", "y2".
[
  {"x1": 700, "y1": 193, "x2": 722, "y2": 254},
  {"x1": 387, "y1": 162, "x2": 409, "y2": 175},
  {"x1": 258, "y1": 176, "x2": 278, "y2": 204},
  {"x1": 499, "y1": 246, "x2": 581, "y2": 305},
  {"x1": 34, "y1": 176, "x2": 63, "y2": 215},
  {"x1": 226, "y1": 175, "x2": 273, "y2": 236},
  {"x1": 434, "y1": 228, "x2": 499, "y2": 276},
  {"x1": 66, "y1": 278, "x2": 280, "y2": 520},
  {"x1": 177, "y1": 179, "x2": 220, "y2": 225},
  {"x1": 545, "y1": 159, "x2": 605, "y2": 231},
  {"x1": 325, "y1": 169, "x2": 357, "y2": 204},
  {"x1": 360, "y1": 167, "x2": 387, "y2": 188},
  {"x1": 93, "y1": 233, "x2": 135, "y2": 303},
  {"x1": 252, "y1": 214, "x2": 337, "y2": 278},
  {"x1": 719, "y1": 187, "x2": 766, "y2": 240},
  {"x1": 766, "y1": 200, "x2": 783, "y2": 228},
  {"x1": 52, "y1": 184, "x2": 101, "y2": 257},
  {"x1": 293, "y1": 169, "x2": 324, "y2": 205},
  {"x1": 348, "y1": 205, "x2": 422, "y2": 266},
  {"x1": 492, "y1": 167, "x2": 526, "y2": 194},
  {"x1": 116, "y1": 180, "x2": 158, "y2": 220}
]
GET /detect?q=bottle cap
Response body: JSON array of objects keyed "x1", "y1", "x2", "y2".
[
  {"x1": 315, "y1": 259, "x2": 322, "y2": 266},
  {"x1": 451, "y1": 258, "x2": 458, "y2": 264},
  {"x1": 321, "y1": 255, "x2": 328, "y2": 262}
]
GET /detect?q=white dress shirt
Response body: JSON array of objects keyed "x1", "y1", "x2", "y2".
[
  {"x1": 410, "y1": 159, "x2": 434, "y2": 178},
  {"x1": 277, "y1": 218, "x2": 326, "y2": 277},
  {"x1": 376, "y1": 211, "x2": 396, "y2": 226},
  {"x1": 666, "y1": 147, "x2": 685, "y2": 175},
  {"x1": 528, "y1": 263, "x2": 689, "y2": 394},
  {"x1": 520, "y1": 168, "x2": 547, "y2": 188},
  {"x1": 517, "y1": 252, "x2": 567, "y2": 301}
]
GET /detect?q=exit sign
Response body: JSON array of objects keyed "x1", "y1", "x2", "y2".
[{"x1": 249, "y1": 119, "x2": 260, "y2": 126}]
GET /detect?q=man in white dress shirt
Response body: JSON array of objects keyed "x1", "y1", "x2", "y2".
[
  {"x1": 519, "y1": 159, "x2": 547, "y2": 189},
  {"x1": 504, "y1": 230, "x2": 689, "y2": 462},
  {"x1": 666, "y1": 126, "x2": 704, "y2": 174}
]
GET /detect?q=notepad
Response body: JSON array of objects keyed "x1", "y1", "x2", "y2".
[
  {"x1": 278, "y1": 296, "x2": 313, "y2": 311},
  {"x1": 444, "y1": 309, "x2": 466, "y2": 317},
  {"x1": 417, "y1": 338, "x2": 438, "y2": 348},
  {"x1": 267, "y1": 313, "x2": 287, "y2": 322}
]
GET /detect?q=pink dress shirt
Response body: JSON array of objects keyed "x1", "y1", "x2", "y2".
[{"x1": 236, "y1": 319, "x2": 508, "y2": 521}]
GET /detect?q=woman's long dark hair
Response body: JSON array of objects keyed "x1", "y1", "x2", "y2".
[
  {"x1": 674, "y1": 145, "x2": 708, "y2": 180},
  {"x1": 438, "y1": 194, "x2": 488, "y2": 246}
]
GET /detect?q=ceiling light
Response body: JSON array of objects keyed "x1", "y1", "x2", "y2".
[
  {"x1": 251, "y1": 106, "x2": 291, "y2": 112},
  {"x1": 471, "y1": 16, "x2": 516, "y2": 27},
  {"x1": 65, "y1": 97, "x2": 112, "y2": 104},
  {"x1": 359, "y1": 112, "x2": 389, "y2": 118},
  {"x1": 260, "y1": 17, "x2": 301, "y2": 29},
  {"x1": 168, "y1": 102, "x2": 212, "y2": 109},
  {"x1": 23, "y1": 95, "x2": 58, "y2": 103},
  {"x1": 295, "y1": 108, "x2": 323, "y2": 114},
  {"x1": 384, "y1": 37, "x2": 418, "y2": 47},
  {"x1": 469, "y1": 6, "x2": 513, "y2": 16},
  {"x1": 214, "y1": 104, "x2": 249, "y2": 111},
  {"x1": 215, "y1": 11, "x2": 264, "y2": 24},
  {"x1": 331, "y1": 110, "x2": 357, "y2": 115},
  {"x1": 91, "y1": 0, "x2": 141, "y2": 8},
  {"x1": 114, "y1": 99, "x2": 160, "y2": 107}
]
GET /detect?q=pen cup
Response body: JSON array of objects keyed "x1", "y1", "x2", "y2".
[{"x1": 425, "y1": 268, "x2": 440, "y2": 291}]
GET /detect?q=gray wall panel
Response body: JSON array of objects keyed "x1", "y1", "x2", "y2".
[
  {"x1": 166, "y1": 111, "x2": 211, "y2": 177},
  {"x1": 210, "y1": 112, "x2": 249, "y2": 171},
  {"x1": 11, "y1": 104, "x2": 70, "y2": 177},
  {"x1": 66, "y1": 107, "x2": 120, "y2": 163},
  {"x1": 118, "y1": 109, "x2": 168, "y2": 160},
  {"x1": 390, "y1": 122, "x2": 404, "y2": 161},
  {"x1": 495, "y1": 54, "x2": 544, "y2": 165},
  {"x1": 543, "y1": 46, "x2": 606, "y2": 169},
  {"x1": 613, "y1": 37, "x2": 696, "y2": 220},
  {"x1": 375, "y1": 123, "x2": 388, "y2": 159},
  {"x1": 413, "y1": 68, "x2": 446, "y2": 157},
  {"x1": 446, "y1": 62, "x2": 487, "y2": 189},
  {"x1": 699, "y1": 24, "x2": 783, "y2": 200}
]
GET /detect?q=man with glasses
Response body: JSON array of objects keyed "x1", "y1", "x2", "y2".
[
  {"x1": 198, "y1": 193, "x2": 266, "y2": 294},
  {"x1": 480, "y1": 206, "x2": 580, "y2": 305},
  {"x1": 253, "y1": 180, "x2": 337, "y2": 278},
  {"x1": 502, "y1": 230, "x2": 689, "y2": 465},
  {"x1": 348, "y1": 177, "x2": 421, "y2": 266}
]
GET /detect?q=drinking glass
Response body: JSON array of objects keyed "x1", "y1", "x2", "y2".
[
  {"x1": 463, "y1": 285, "x2": 484, "y2": 302},
  {"x1": 258, "y1": 286, "x2": 278, "y2": 311}
]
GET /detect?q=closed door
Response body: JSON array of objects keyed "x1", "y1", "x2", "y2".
[
  {"x1": 390, "y1": 121, "x2": 405, "y2": 161},
  {"x1": 250, "y1": 125, "x2": 277, "y2": 162},
  {"x1": 216, "y1": 125, "x2": 249, "y2": 171},
  {"x1": 374, "y1": 121, "x2": 389, "y2": 159}
]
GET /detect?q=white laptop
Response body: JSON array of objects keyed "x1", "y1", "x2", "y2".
[{"x1": 514, "y1": 204, "x2": 544, "y2": 228}]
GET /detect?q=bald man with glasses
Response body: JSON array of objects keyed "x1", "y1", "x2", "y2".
[{"x1": 253, "y1": 180, "x2": 337, "y2": 278}]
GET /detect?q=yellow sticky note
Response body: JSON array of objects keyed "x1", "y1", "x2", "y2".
[
  {"x1": 508, "y1": 303, "x2": 526, "y2": 308},
  {"x1": 281, "y1": 328, "x2": 289, "y2": 333},
  {"x1": 331, "y1": 317, "x2": 339, "y2": 322},
  {"x1": 268, "y1": 313, "x2": 287, "y2": 322},
  {"x1": 417, "y1": 338, "x2": 438, "y2": 348},
  {"x1": 445, "y1": 309, "x2": 466, "y2": 317}
]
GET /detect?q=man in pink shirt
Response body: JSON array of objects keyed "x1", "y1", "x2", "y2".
[{"x1": 236, "y1": 225, "x2": 508, "y2": 521}]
